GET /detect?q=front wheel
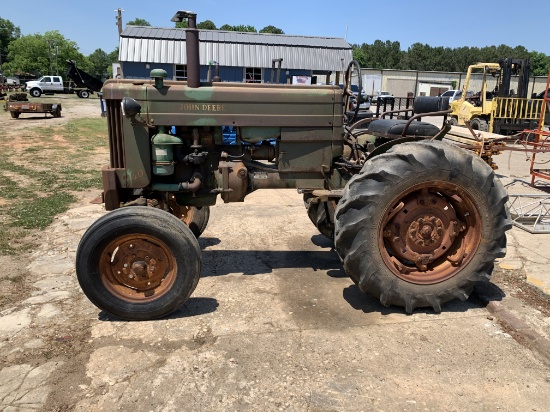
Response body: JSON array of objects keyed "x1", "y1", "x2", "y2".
[
  {"x1": 470, "y1": 117, "x2": 488, "y2": 132},
  {"x1": 334, "y1": 141, "x2": 510, "y2": 313},
  {"x1": 76, "y1": 207, "x2": 202, "y2": 320},
  {"x1": 10, "y1": 112, "x2": 20, "y2": 119},
  {"x1": 29, "y1": 88, "x2": 41, "y2": 98}
]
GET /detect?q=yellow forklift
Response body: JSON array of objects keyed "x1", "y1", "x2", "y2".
[{"x1": 449, "y1": 59, "x2": 546, "y2": 134}]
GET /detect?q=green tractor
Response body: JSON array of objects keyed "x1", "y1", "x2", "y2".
[{"x1": 76, "y1": 11, "x2": 510, "y2": 320}]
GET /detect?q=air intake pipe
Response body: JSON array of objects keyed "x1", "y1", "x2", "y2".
[{"x1": 171, "y1": 11, "x2": 200, "y2": 88}]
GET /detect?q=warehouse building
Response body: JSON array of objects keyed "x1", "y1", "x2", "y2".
[{"x1": 117, "y1": 26, "x2": 353, "y2": 85}]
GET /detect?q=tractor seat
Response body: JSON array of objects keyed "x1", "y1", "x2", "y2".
[{"x1": 367, "y1": 96, "x2": 450, "y2": 138}]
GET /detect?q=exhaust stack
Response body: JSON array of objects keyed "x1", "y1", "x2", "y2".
[{"x1": 171, "y1": 10, "x2": 200, "y2": 88}]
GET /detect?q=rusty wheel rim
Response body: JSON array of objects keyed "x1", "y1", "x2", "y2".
[
  {"x1": 99, "y1": 234, "x2": 177, "y2": 302},
  {"x1": 378, "y1": 181, "x2": 482, "y2": 285},
  {"x1": 169, "y1": 199, "x2": 195, "y2": 226}
]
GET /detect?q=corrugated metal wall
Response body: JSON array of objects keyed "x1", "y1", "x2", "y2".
[
  {"x1": 119, "y1": 28, "x2": 352, "y2": 72},
  {"x1": 354, "y1": 69, "x2": 549, "y2": 97}
]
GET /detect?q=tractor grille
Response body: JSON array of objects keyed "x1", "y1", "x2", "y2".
[{"x1": 106, "y1": 99, "x2": 125, "y2": 168}]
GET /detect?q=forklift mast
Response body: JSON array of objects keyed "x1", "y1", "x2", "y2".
[{"x1": 497, "y1": 58, "x2": 530, "y2": 98}]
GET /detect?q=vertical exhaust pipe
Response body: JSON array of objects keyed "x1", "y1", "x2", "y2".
[{"x1": 171, "y1": 10, "x2": 200, "y2": 88}]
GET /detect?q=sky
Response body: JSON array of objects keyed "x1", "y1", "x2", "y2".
[{"x1": 1, "y1": 0, "x2": 549, "y2": 56}]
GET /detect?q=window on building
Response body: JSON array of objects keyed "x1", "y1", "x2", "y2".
[
  {"x1": 244, "y1": 67, "x2": 262, "y2": 83},
  {"x1": 175, "y1": 64, "x2": 187, "y2": 81}
]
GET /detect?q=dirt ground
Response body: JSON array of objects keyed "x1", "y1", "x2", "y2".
[
  {"x1": 1, "y1": 97, "x2": 550, "y2": 411},
  {"x1": 0, "y1": 94, "x2": 105, "y2": 312}
]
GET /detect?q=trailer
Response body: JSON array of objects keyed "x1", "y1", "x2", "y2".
[
  {"x1": 4, "y1": 94, "x2": 61, "y2": 118},
  {"x1": 65, "y1": 60, "x2": 104, "y2": 98}
]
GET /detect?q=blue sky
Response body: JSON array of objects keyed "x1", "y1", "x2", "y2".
[{"x1": 2, "y1": 0, "x2": 549, "y2": 56}]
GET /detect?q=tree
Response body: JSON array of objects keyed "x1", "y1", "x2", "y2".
[
  {"x1": 3, "y1": 31, "x2": 85, "y2": 76},
  {"x1": 260, "y1": 25, "x2": 284, "y2": 34},
  {"x1": 87, "y1": 48, "x2": 112, "y2": 80},
  {"x1": 530, "y1": 51, "x2": 550, "y2": 77},
  {"x1": 127, "y1": 18, "x2": 151, "y2": 26},
  {"x1": 0, "y1": 18, "x2": 21, "y2": 66},
  {"x1": 197, "y1": 20, "x2": 217, "y2": 30},
  {"x1": 219, "y1": 24, "x2": 257, "y2": 32}
]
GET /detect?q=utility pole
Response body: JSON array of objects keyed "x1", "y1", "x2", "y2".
[{"x1": 115, "y1": 9, "x2": 124, "y2": 36}]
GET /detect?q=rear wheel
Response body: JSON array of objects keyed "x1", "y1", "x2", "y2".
[
  {"x1": 168, "y1": 200, "x2": 210, "y2": 238},
  {"x1": 334, "y1": 141, "x2": 510, "y2": 313},
  {"x1": 79, "y1": 90, "x2": 90, "y2": 98},
  {"x1": 76, "y1": 207, "x2": 201, "y2": 320},
  {"x1": 449, "y1": 117, "x2": 458, "y2": 126},
  {"x1": 304, "y1": 194, "x2": 335, "y2": 240},
  {"x1": 470, "y1": 117, "x2": 488, "y2": 132},
  {"x1": 10, "y1": 112, "x2": 20, "y2": 119}
]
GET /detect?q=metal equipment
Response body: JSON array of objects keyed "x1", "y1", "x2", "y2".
[
  {"x1": 75, "y1": 11, "x2": 511, "y2": 320},
  {"x1": 449, "y1": 59, "x2": 547, "y2": 135},
  {"x1": 65, "y1": 60, "x2": 104, "y2": 98}
]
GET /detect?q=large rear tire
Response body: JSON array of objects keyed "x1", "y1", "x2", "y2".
[
  {"x1": 76, "y1": 207, "x2": 201, "y2": 320},
  {"x1": 334, "y1": 141, "x2": 510, "y2": 313}
]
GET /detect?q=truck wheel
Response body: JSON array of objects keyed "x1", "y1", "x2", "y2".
[
  {"x1": 470, "y1": 117, "x2": 488, "y2": 132},
  {"x1": 304, "y1": 194, "x2": 335, "y2": 239},
  {"x1": 79, "y1": 90, "x2": 90, "y2": 98},
  {"x1": 334, "y1": 140, "x2": 510, "y2": 313},
  {"x1": 10, "y1": 112, "x2": 20, "y2": 119},
  {"x1": 76, "y1": 207, "x2": 202, "y2": 320},
  {"x1": 29, "y1": 88, "x2": 41, "y2": 98}
]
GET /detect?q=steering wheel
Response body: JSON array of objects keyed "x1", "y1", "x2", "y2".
[{"x1": 343, "y1": 60, "x2": 362, "y2": 125}]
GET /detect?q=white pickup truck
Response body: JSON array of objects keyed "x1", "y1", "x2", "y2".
[{"x1": 25, "y1": 76, "x2": 92, "y2": 98}]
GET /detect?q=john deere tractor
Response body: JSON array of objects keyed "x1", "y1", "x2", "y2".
[{"x1": 76, "y1": 11, "x2": 510, "y2": 320}]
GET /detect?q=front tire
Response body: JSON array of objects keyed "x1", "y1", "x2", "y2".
[
  {"x1": 29, "y1": 88, "x2": 41, "y2": 98},
  {"x1": 470, "y1": 117, "x2": 488, "y2": 132},
  {"x1": 76, "y1": 207, "x2": 202, "y2": 320},
  {"x1": 334, "y1": 141, "x2": 510, "y2": 313},
  {"x1": 10, "y1": 112, "x2": 20, "y2": 119}
]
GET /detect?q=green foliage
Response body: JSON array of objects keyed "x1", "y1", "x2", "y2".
[
  {"x1": 3, "y1": 31, "x2": 85, "y2": 76},
  {"x1": 127, "y1": 18, "x2": 151, "y2": 26},
  {"x1": 87, "y1": 48, "x2": 116, "y2": 80},
  {"x1": 352, "y1": 41, "x2": 549, "y2": 74},
  {"x1": 260, "y1": 25, "x2": 284, "y2": 34},
  {"x1": 220, "y1": 24, "x2": 257, "y2": 33},
  {"x1": 175, "y1": 21, "x2": 188, "y2": 29},
  {"x1": 0, "y1": 18, "x2": 21, "y2": 65},
  {"x1": 197, "y1": 20, "x2": 217, "y2": 30}
]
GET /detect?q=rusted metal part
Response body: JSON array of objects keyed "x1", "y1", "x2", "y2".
[
  {"x1": 168, "y1": 198, "x2": 197, "y2": 226},
  {"x1": 215, "y1": 161, "x2": 248, "y2": 203},
  {"x1": 379, "y1": 183, "x2": 481, "y2": 284},
  {"x1": 102, "y1": 166, "x2": 121, "y2": 211},
  {"x1": 4, "y1": 101, "x2": 61, "y2": 118},
  {"x1": 99, "y1": 234, "x2": 177, "y2": 302}
]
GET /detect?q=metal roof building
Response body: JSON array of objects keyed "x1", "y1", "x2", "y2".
[{"x1": 118, "y1": 26, "x2": 352, "y2": 83}]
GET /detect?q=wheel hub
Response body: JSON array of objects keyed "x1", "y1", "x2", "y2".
[
  {"x1": 380, "y1": 185, "x2": 478, "y2": 283},
  {"x1": 107, "y1": 238, "x2": 171, "y2": 292}
]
